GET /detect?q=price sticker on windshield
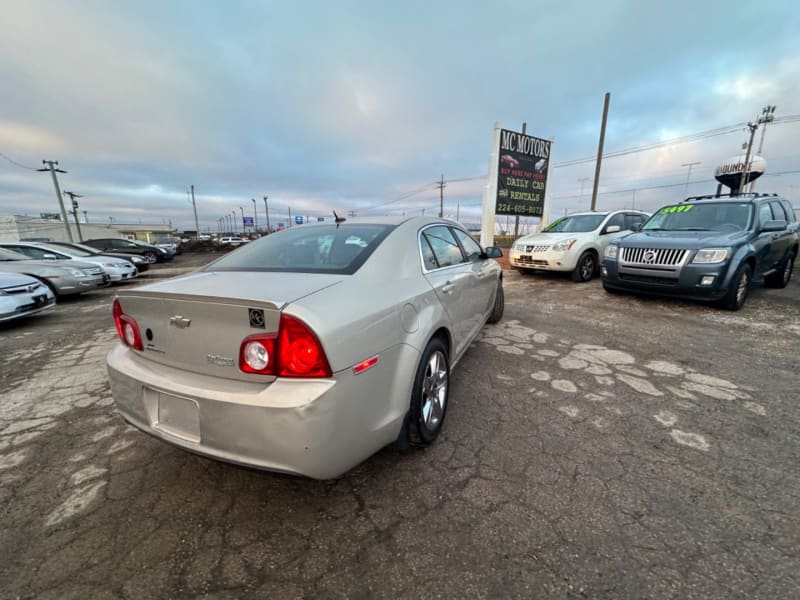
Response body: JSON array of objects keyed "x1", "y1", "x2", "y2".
[{"x1": 659, "y1": 205, "x2": 694, "y2": 214}]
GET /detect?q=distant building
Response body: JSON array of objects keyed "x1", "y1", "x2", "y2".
[{"x1": 0, "y1": 214, "x2": 173, "y2": 243}]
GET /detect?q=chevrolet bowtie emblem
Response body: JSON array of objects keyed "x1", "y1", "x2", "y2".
[{"x1": 169, "y1": 315, "x2": 192, "y2": 329}]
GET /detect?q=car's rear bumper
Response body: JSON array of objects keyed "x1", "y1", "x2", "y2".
[
  {"x1": 106, "y1": 343, "x2": 418, "y2": 479},
  {"x1": 601, "y1": 259, "x2": 731, "y2": 301}
]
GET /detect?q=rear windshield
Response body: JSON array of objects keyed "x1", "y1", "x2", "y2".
[
  {"x1": 206, "y1": 224, "x2": 395, "y2": 274},
  {"x1": 643, "y1": 202, "x2": 753, "y2": 232}
]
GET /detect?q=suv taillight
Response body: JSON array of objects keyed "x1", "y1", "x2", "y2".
[
  {"x1": 238, "y1": 314, "x2": 331, "y2": 378},
  {"x1": 113, "y1": 299, "x2": 144, "y2": 351}
]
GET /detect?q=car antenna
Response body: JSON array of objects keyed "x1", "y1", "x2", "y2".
[{"x1": 333, "y1": 211, "x2": 346, "y2": 228}]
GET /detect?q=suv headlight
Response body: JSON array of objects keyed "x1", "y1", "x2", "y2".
[
  {"x1": 692, "y1": 248, "x2": 730, "y2": 264},
  {"x1": 604, "y1": 245, "x2": 618, "y2": 259},
  {"x1": 552, "y1": 239, "x2": 577, "y2": 252}
]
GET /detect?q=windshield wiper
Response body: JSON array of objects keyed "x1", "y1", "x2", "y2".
[
  {"x1": 678, "y1": 227, "x2": 711, "y2": 231},
  {"x1": 643, "y1": 227, "x2": 670, "y2": 231}
]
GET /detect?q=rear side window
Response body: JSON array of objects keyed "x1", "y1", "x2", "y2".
[
  {"x1": 769, "y1": 201, "x2": 788, "y2": 221},
  {"x1": 207, "y1": 224, "x2": 394, "y2": 274},
  {"x1": 625, "y1": 213, "x2": 646, "y2": 230},
  {"x1": 423, "y1": 226, "x2": 465, "y2": 268},
  {"x1": 783, "y1": 201, "x2": 797, "y2": 223}
]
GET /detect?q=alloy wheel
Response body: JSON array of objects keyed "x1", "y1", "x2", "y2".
[{"x1": 421, "y1": 350, "x2": 447, "y2": 431}]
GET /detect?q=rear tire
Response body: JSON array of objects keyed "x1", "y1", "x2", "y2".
[
  {"x1": 487, "y1": 281, "x2": 504, "y2": 324},
  {"x1": 571, "y1": 251, "x2": 596, "y2": 282},
  {"x1": 143, "y1": 251, "x2": 158, "y2": 263},
  {"x1": 718, "y1": 262, "x2": 752, "y2": 311},
  {"x1": 407, "y1": 338, "x2": 449, "y2": 447},
  {"x1": 764, "y1": 251, "x2": 796, "y2": 289}
]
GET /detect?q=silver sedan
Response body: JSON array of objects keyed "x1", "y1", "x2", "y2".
[
  {"x1": 0, "y1": 272, "x2": 56, "y2": 322},
  {"x1": 107, "y1": 217, "x2": 505, "y2": 479},
  {"x1": 0, "y1": 247, "x2": 108, "y2": 297}
]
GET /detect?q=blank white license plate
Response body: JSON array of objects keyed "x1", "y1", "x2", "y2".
[{"x1": 155, "y1": 392, "x2": 200, "y2": 443}]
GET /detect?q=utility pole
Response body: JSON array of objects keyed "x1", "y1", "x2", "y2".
[
  {"x1": 590, "y1": 93, "x2": 611, "y2": 211},
  {"x1": 82, "y1": 210, "x2": 88, "y2": 224},
  {"x1": 38, "y1": 160, "x2": 73, "y2": 242},
  {"x1": 63, "y1": 191, "x2": 85, "y2": 242},
  {"x1": 436, "y1": 174, "x2": 446, "y2": 218},
  {"x1": 347, "y1": 210, "x2": 357, "y2": 218},
  {"x1": 263, "y1": 196, "x2": 271, "y2": 234},
  {"x1": 251, "y1": 198, "x2": 258, "y2": 233},
  {"x1": 288, "y1": 207, "x2": 292, "y2": 227},
  {"x1": 738, "y1": 121, "x2": 759, "y2": 195},
  {"x1": 456, "y1": 203, "x2": 460, "y2": 221},
  {"x1": 190, "y1": 185, "x2": 200, "y2": 238},
  {"x1": 749, "y1": 105, "x2": 776, "y2": 192},
  {"x1": 681, "y1": 162, "x2": 701, "y2": 199}
]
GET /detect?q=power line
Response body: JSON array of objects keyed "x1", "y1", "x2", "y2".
[{"x1": 0, "y1": 151, "x2": 38, "y2": 171}]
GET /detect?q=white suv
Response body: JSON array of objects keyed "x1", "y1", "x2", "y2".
[{"x1": 510, "y1": 210, "x2": 648, "y2": 282}]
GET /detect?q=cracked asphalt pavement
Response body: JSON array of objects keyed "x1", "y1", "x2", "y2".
[{"x1": 1, "y1": 253, "x2": 799, "y2": 599}]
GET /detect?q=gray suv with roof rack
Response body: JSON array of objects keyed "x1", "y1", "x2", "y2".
[{"x1": 601, "y1": 193, "x2": 799, "y2": 310}]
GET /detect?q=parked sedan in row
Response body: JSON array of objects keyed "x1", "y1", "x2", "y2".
[
  {"x1": 0, "y1": 272, "x2": 56, "y2": 322},
  {"x1": 47, "y1": 241, "x2": 150, "y2": 273},
  {"x1": 107, "y1": 217, "x2": 505, "y2": 479},
  {"x1": 0, "y1": 242, "x2": 137, "y2": 282},
  {"x1": 84, "y1": 238, "x2": 172, "y2": 263},
  {"x1": 0, "y1": 248, "x2": 107, "y2": 297}
]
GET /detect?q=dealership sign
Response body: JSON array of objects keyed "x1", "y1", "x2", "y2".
[{"x1": 495, "y1": 129, "x2": 551, "y2": 217}]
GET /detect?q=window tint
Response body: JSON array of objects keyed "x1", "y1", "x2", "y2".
[
  {"x1": 769, "y1": 201, "x2": 788, "y2": 221},
  {"x1": 423, "y1": 226, "x2": 464, "y2": 268},
  {"x1": 419, "y1": 235, "x2": 438, "y2": 270},
  {"x1": 625, "y1": 213, "x2": 646, "y2": 230},
  {"x1": 604, "y1": 213, "x2": 625, "y2": 231},
  {"x1": 452, "y1": 228, "x2": 483, "y2": 262},
  {"x1": 758, "y1": 203, "x2": 773, "y2": 224},
  {"x1": 207, "y1": 224, "x2": 394, "y2": 274}
]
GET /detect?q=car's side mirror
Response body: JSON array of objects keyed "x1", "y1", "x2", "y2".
[
  {"x1": 603, "y1": 225, "x2": 621, "y2": 234},
  {"x1": 761, "y1": 219, "x2": 787, "y2": 233},
  {"x1": 483, "y1": 246, "x2": 503, "y2": 259}
]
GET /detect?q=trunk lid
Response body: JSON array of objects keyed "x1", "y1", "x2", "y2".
[{"x1": 116, "y1": 271, "x2": 344, "y2": 382}]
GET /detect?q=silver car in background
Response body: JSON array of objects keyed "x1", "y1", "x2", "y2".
[
  {"x1": 107, "y1": 217, "x2": 505, "y2": 479},
  {"x1": 0, "y1": 272, "x2": 56, "y2": 322},
  {"x1": 0, "y1": 242, "x2": 137, "y2": 282},
  {"x1": 0, "y1": 247, "x2": 107, "y2": 297}
]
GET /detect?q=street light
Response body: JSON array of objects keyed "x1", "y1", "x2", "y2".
[
  {"x1": 263, "y1": 196, "x2": 271, "y2": 234},
  {"x1": 231, "y1": 210, "x2": 237, "y2": 235},
  {"x1": 681, "y1": 162, "x2": 701, "y2": 199},
  {"x1": 252, "y1": 198, "x2": 258, "y2": 234},
  {"x1": 239, "y1": 206, "x2": 245, "y2": 236}
]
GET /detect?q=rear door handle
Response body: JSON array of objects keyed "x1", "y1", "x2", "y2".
[{"x1": 441, "y1": 282, "x2": 455, "y2": 294}]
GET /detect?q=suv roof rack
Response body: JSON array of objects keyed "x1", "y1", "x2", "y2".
[{"x1": 681, "y1": 192, "x2": 779, "y2": 203}]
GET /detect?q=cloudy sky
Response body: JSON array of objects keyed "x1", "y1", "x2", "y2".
[{"x1": 1, "y1": 0, "x2": 799, "y2": 232}]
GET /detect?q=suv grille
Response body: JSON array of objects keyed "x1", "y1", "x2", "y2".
[
  {"x1": 525, "y1": 244, "x2": 549, "y2": 253},
  {"x1": 621, "y1": 247, "x2": 688, "y2": 267}
]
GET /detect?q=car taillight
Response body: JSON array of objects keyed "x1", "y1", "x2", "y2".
[
  {"x1": 239, "y1": 333, "x2": 277, "y2": 374},
  {"x1": 112, "y1": 298, "x2": 143, "y2": 351},
  {"x1": 238, "y1": 314, "x2": 331, "y2": 378}
]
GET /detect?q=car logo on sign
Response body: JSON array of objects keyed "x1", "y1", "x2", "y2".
[
  {"x1": 642, "y1": 251, "x2": 657, "y2": 264},
  {"x1": 169, "y1": 315, "x2": 192, "y2": 329}
]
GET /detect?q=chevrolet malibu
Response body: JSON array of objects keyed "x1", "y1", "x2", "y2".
[{"x1": 107, "y1": 217, "x2": 505, "y2": 479}]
